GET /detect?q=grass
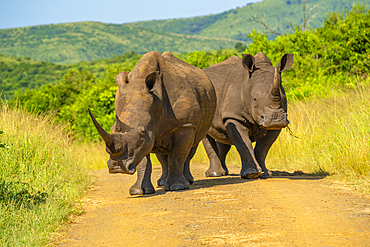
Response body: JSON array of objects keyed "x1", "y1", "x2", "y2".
[
  {"x1": 266, "y1": 77, "x2": 370, "y2": 193},
  {"x1": 0, "y1": 102, "x2": 91, "y2": 246}
]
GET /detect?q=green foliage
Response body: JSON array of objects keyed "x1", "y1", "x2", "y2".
[
  {"x1": 0, "y1": 51, "x2": 143, "y2": 100},
  {"x1": 59, "y1": 65, "x2": 120, "y2": 140},
  {"x1": 244, "y1": 3, "x2": 370, "y2": 99},
  {"x1": 0, "y1": 54, "x2": 68, "y2": 99},
  {"x1": 179, "y1": 49, "x2": 239, "y2": 69},
  {"x1": 15, "y1": 63, "x2": 129, "y2": 140},
  {"x1": 234, "y1": 42, "x2": 248, "y2": 52}
]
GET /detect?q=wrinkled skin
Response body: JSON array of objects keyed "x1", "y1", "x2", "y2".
[
  {"x1": 201, "y1": 52, "x2": 294, "y2": 179},
  {"x1": 89, "y1": 51, "x2": 216, "y2": 195}
]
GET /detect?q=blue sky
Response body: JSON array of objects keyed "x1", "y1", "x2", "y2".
[{"x1": 0, "y1": 0, "x2": 260, "y2": 30}]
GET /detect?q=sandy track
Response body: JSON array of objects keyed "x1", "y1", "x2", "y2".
[{"x1": 56, "y1": 164, "x2": 370, "y2": 247}]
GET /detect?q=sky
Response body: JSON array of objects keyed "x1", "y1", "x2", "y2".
[{"x1": 0, "y1": 0, "x2": 261, "y2": 30}]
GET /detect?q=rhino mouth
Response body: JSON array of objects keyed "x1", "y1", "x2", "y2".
[
  {"x1": 260, "y1": 112, "x2": 289, "y2": 130},
  {"x1": 107, "y1": 156, "x2": 137, "y2": 175}
]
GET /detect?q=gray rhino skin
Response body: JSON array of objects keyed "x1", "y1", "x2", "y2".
[
  {"x1": 89, "y1": 51, "x2": 216, "y2": 195},
  {"x1": 202, "y1": 52, "x2": 294, "y2": 179}
]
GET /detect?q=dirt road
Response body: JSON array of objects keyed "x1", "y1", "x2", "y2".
[{"x1": 57, "y1": 164, "x2": 370, "y2": 247}]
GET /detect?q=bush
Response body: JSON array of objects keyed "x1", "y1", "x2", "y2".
[{"x1": 244, "y1": 3, "x2": 370, "y2": 99}]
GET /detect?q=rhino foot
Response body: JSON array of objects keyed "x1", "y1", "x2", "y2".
[
  {"x1": 164, "y1": 177, "x2": 190, "y2": 191},
  {"x1": 129, "y1": 186, "x2": 155, "y2": 195},
  {"x1": 129, "y1": 188, "x2": 143, "y2": 195},
  {"x1": 157, "y1": 177, "x2": 166, "y2": 187},
  {"x1": 241, "y1": 169, "x2": 262, "y2": 179},
  {"x1": 184, "y1": 175, "x2": 194, "y2": 185},
  {"x1": 142, "y1": 187, "x2": 155, "y2": 194},
  {"x1": 259, "y1": 170, "x2": 272, "y2": 179},
  {"x1": 205, "y1": 168, "x2": 226, "y2": 177},
  {"x1": 165, "y1": 183, "x2": 189, "y2": 191}
]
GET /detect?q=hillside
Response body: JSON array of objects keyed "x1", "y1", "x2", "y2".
[
  {"x1": 0, "y1": 22, "x2": 237, "y2": 65},
  {"x1": 0, "y1": 51, "x2": 142, "y2": 99},
  {"x1": 0, "y1": 54, "x2": 68, "y2": 99},
  {"x1": 133, "y1": 0, "x2": 364, "y2": 41},
  {"x1": 0, "y1": 0, "x2": 367, "y2": 64}
]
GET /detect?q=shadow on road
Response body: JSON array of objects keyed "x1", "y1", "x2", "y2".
[{"x1": 133, "y1": 169, "x2": 326, "y2": 198}]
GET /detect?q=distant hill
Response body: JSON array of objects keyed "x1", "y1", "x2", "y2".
[
  {"x1": 132, "y1": 0, "x2": 364, "y2": 40},
  {"x1": 0, "y1": 0, "x2": 367, "y2": 64},
  {"x1": 0, "y1": 22, "x2": 237, "y2": 65}
]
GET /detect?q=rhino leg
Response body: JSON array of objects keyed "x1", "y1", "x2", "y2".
[
  {"x1": 203, "y1": 135, "x2": 227, "y2": 177},
  {"x1": 156, "y1": 154, "x2": 168, "y2": 186},
  {"x1": 254, "y1": 130, "x2": 281, "y2": 179},
  {"x1": 164, "y1": 129, "x2": 194, "y2": 191},
  {"x1": 129, "y1": 155, "x2": 155, "y2": 195},
  {"x1": 225, "y1": 120, "x2": 262, "y2": 179},
  {"x1": 157, "y1": 145, "x2": 196, "y2": 187},
  {"x1": 216, "y1": 141, "x2": 230, "y2": 175},
  {"x1": 183, "y1": 144, "x2": 197, "y2": 185}
]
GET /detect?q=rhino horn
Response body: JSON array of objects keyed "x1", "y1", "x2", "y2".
[
  {"x1": 88, "y1": 108, "x2": 113, "y2": 146},
  {"x1": 270, "y1": 67, "x2": 280, "y2": 98}
]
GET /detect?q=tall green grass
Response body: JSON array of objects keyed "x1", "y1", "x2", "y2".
[
  {"x1": 0, "y1": 103, "x2": 91, "y2": 246},
  {"x1": 266, "y1": 77, "x2": 370, "y2": 192}
]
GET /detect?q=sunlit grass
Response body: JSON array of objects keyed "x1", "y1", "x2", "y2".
[
  {"x1": 0, "y1": 102, "x2": 91, "y2": 246},
  {"x1": 267, "y1": 77, "x2": 370, "y2": 193}
]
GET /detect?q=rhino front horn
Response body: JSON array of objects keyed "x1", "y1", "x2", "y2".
[
  {"x1": 88, "y1": 108, "x2": 113, "y2": 146},
  {"x1": 270, "y1": 67, "x2": 280, "y2": 97}
]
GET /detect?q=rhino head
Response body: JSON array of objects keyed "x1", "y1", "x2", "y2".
[
  {"x1": 242, "y1": 52, "x2": 293, "y2": 130},
  {"x1": 89, "y1": 70, "x2": 162, "y2": 174}
]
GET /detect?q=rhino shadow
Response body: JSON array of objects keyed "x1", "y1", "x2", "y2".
[{"x1": 133, "y1": 171, "x2": 326, "y2": 197}]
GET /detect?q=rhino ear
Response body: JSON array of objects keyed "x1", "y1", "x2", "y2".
[
  {"x1": 278, "y1": 53, "x2": 294, "y2": 72},
  {"x1": 242, "y1": 54, "x2": 255, "y2": 72},
  {"x1": 116, "y1": 72, "x2": 129, "y2": 86},
  {"x1": 145, "y1": 71, "x2": 162, "y2": 93}
]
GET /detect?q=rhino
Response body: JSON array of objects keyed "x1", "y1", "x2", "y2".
[
  {"x1": 89, "y1": 51, "x2": 216, "y2": 195},
  {"x1": 201, "y1": 52, "x2": 294, "y2": 179}
]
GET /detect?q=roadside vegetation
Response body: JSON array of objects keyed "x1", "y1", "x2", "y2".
[
  {"x1": 0, "y1": 103, "x2": 91, "y2": 246},
  {"x1": 0, "y1": 3, "x2": 369, "y2": 246},
  {"x1": 268, "y1": 78, "x2": 370, "y2": 193}
]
